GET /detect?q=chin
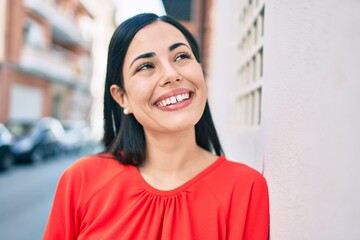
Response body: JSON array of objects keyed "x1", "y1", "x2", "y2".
[
  {"x1": 167, "y1": 117, "x2": 201, "y2": 131},
  {"x1": 138, "y1": 109, "x2": 203, "y2": 133},
  {"x1": 150, "y1": 117, "x2": 200, "y2": 133}
]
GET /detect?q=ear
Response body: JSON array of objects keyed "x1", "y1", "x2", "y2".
[{"x1": 110, "y1": 84, "x2": 130, "y2": 110}]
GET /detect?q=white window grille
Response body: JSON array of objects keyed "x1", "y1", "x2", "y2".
[{"x1": 236, "y1": 0, "x2": 265, "y2": 127}]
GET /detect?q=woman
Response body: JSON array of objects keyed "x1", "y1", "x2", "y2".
[{"x1": 43, "y1": 13, "x2": 269, "y2": 240}]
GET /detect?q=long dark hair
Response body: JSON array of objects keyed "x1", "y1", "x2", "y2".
[{"x1": 103, "y1": 13, "x2": 223, "y2": 166}]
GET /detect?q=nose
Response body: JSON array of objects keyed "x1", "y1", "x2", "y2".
[{"x1": 159, "y1": 62, "x2": 182, "y2": 86}]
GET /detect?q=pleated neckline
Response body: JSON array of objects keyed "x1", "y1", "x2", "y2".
[{"x1": 129, "y1": 156, "x2": 225, "y2": 196}]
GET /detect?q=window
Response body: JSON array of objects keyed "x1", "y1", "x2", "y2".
[
  {"x1": 236, "y1": 0, "x2": 265, "y2": 127},
  {"x1": 23, "y1": 18, "x2": 46, "y2": 49}
]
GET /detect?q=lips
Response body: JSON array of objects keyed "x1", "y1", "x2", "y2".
[
  {"x1": 155, "y1": 92, "x2": 190, "y2": 107},
  {"x1": 153, "y1": 89, "x2": 193, "y2": 108}
]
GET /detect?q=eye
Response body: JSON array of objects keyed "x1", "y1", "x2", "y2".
[
  {"x1": 136, "y1": 62, "x2": 154, "y2": 72},
  {"x1": 174, "y1": 52, "x2": 191, "y2": 61}
]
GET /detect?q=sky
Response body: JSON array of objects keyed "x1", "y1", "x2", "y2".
[{"x1": 113, "y1": 0, "x2": 166, "y2": 24}]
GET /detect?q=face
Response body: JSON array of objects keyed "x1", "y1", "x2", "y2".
[{"x1": 111, "y1": 21, "x2": 207, "y2": 134}]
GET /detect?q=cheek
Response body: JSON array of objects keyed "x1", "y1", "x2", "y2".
[
  {"x1": 192, "y1": 68, "x2": 207, "y2": 95},
  {"x1": 182, "y1": 64, "x2": 206, "y2": 85},
  {"x1": 125, "y1": 81, "x2": 153, "y2": 108}
]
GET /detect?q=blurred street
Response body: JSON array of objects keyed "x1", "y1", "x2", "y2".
[{"x1": 0, "y1": 152, "x2": 90, "y2": 240}]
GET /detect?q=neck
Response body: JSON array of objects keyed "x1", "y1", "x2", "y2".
[
  {"x1": 139, "y1": 128, "x2": 218, "y2": 191},
  {"x1": 142, "y1": 128, "x2": 200, "y2": 173}
]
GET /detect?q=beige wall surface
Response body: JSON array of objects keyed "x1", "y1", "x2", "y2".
[{"x1": 263, "y1": 0, "x2": 360, "y2": 239}]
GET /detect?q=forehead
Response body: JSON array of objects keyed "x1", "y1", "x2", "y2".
[{"x1": 126, "y1": 21, "x2": 189, "y2": 57}]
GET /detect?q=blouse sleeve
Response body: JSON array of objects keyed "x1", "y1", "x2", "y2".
[
  {"x1": 242, "y1": 174, "x2": 270, "y2": 240},
  {"x1": 227, "y1": 172, "x2": 270, "y2": 240},
  {"x1": 43, "y1": 169, "x2": 81, "y2": 240}
]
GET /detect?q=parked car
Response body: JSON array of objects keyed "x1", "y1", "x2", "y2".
[
  {"x1": 0, "y1": 123, "x2": 15, "y2": 171},
  {"x1": 59, "y1": 120, "x2": 92, "y2": 154},
  {"x1": 11, "y1": 117, "x2": 65, "y2": 164}
]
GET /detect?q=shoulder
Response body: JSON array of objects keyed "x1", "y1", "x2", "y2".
[
  {"x1": 223, "y1": 158, "x2": 268, "y2": 197},
  {"x1": 217, "y1": 156, "x2": 265, "y2": 182},
  {"x1": 59, "y1": 153, "x2": 129, "y2": 192},
  {"x1": 64, "y1": 153, "x2": 125, "y2": 176},
  {"x1": 206, "y1": 156, "x2": 268, "y2": 193},
  {"x1": 203, "y1": 156, "x2": 268, "y2": 207},
  {"x1": 55, "y1": 153, "x2": 131, "y2": 205}
]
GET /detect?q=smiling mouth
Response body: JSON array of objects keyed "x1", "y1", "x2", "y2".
[{"x1": 155, "y1": 92, "x2": 191, "y2": 107}]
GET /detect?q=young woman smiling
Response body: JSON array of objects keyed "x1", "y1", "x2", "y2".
[{"x1": 43, "y1": 13, "x2": 269, "y2": 240}]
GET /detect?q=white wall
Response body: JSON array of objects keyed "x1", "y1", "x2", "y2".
[
  {"x1": 263, "y1": 0, "x2": 360, "y2": 239},
  {"x1": 208, "y1": 0, "x2": 360, "y2": 239},
  {"x1": 80, "y1": 0, "x2": 115, "y2": 140},
  {"x1": 10, "y1": 84, "x2": 44, "y2": 121},
  {"x1": 207, "y1": 0, "x2": 265, "y2": 171}
]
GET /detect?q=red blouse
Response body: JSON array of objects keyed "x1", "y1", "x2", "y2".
[{"x1": 43, "y1": 154, "x2": 269, "y2": 240}]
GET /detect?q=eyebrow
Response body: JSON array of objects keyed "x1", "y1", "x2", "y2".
[
  {"x1": 129, "y1": 42, "x2": 190, "y2": 69},
  {"x1": 129, "y1": 52, "x2": 155, "y2": 69},
  {"x1": 168, "y1": 42, "x2": 190, "y2": 51}
]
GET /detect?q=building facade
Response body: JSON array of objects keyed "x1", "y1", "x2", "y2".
[
  {"x1": 206, "y1": 0, "x2": 360, "y2": 239},
  {"x1": 0, "y1": 0, "x2": 94, "y2": 134}
]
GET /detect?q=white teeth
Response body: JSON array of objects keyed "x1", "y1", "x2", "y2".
[
  {"x1": 156, "y1": 92, "x2": 191, "y2": 107},
  {"x1": 176, "y1": 95, "x2": 183, "y2": 101}
]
